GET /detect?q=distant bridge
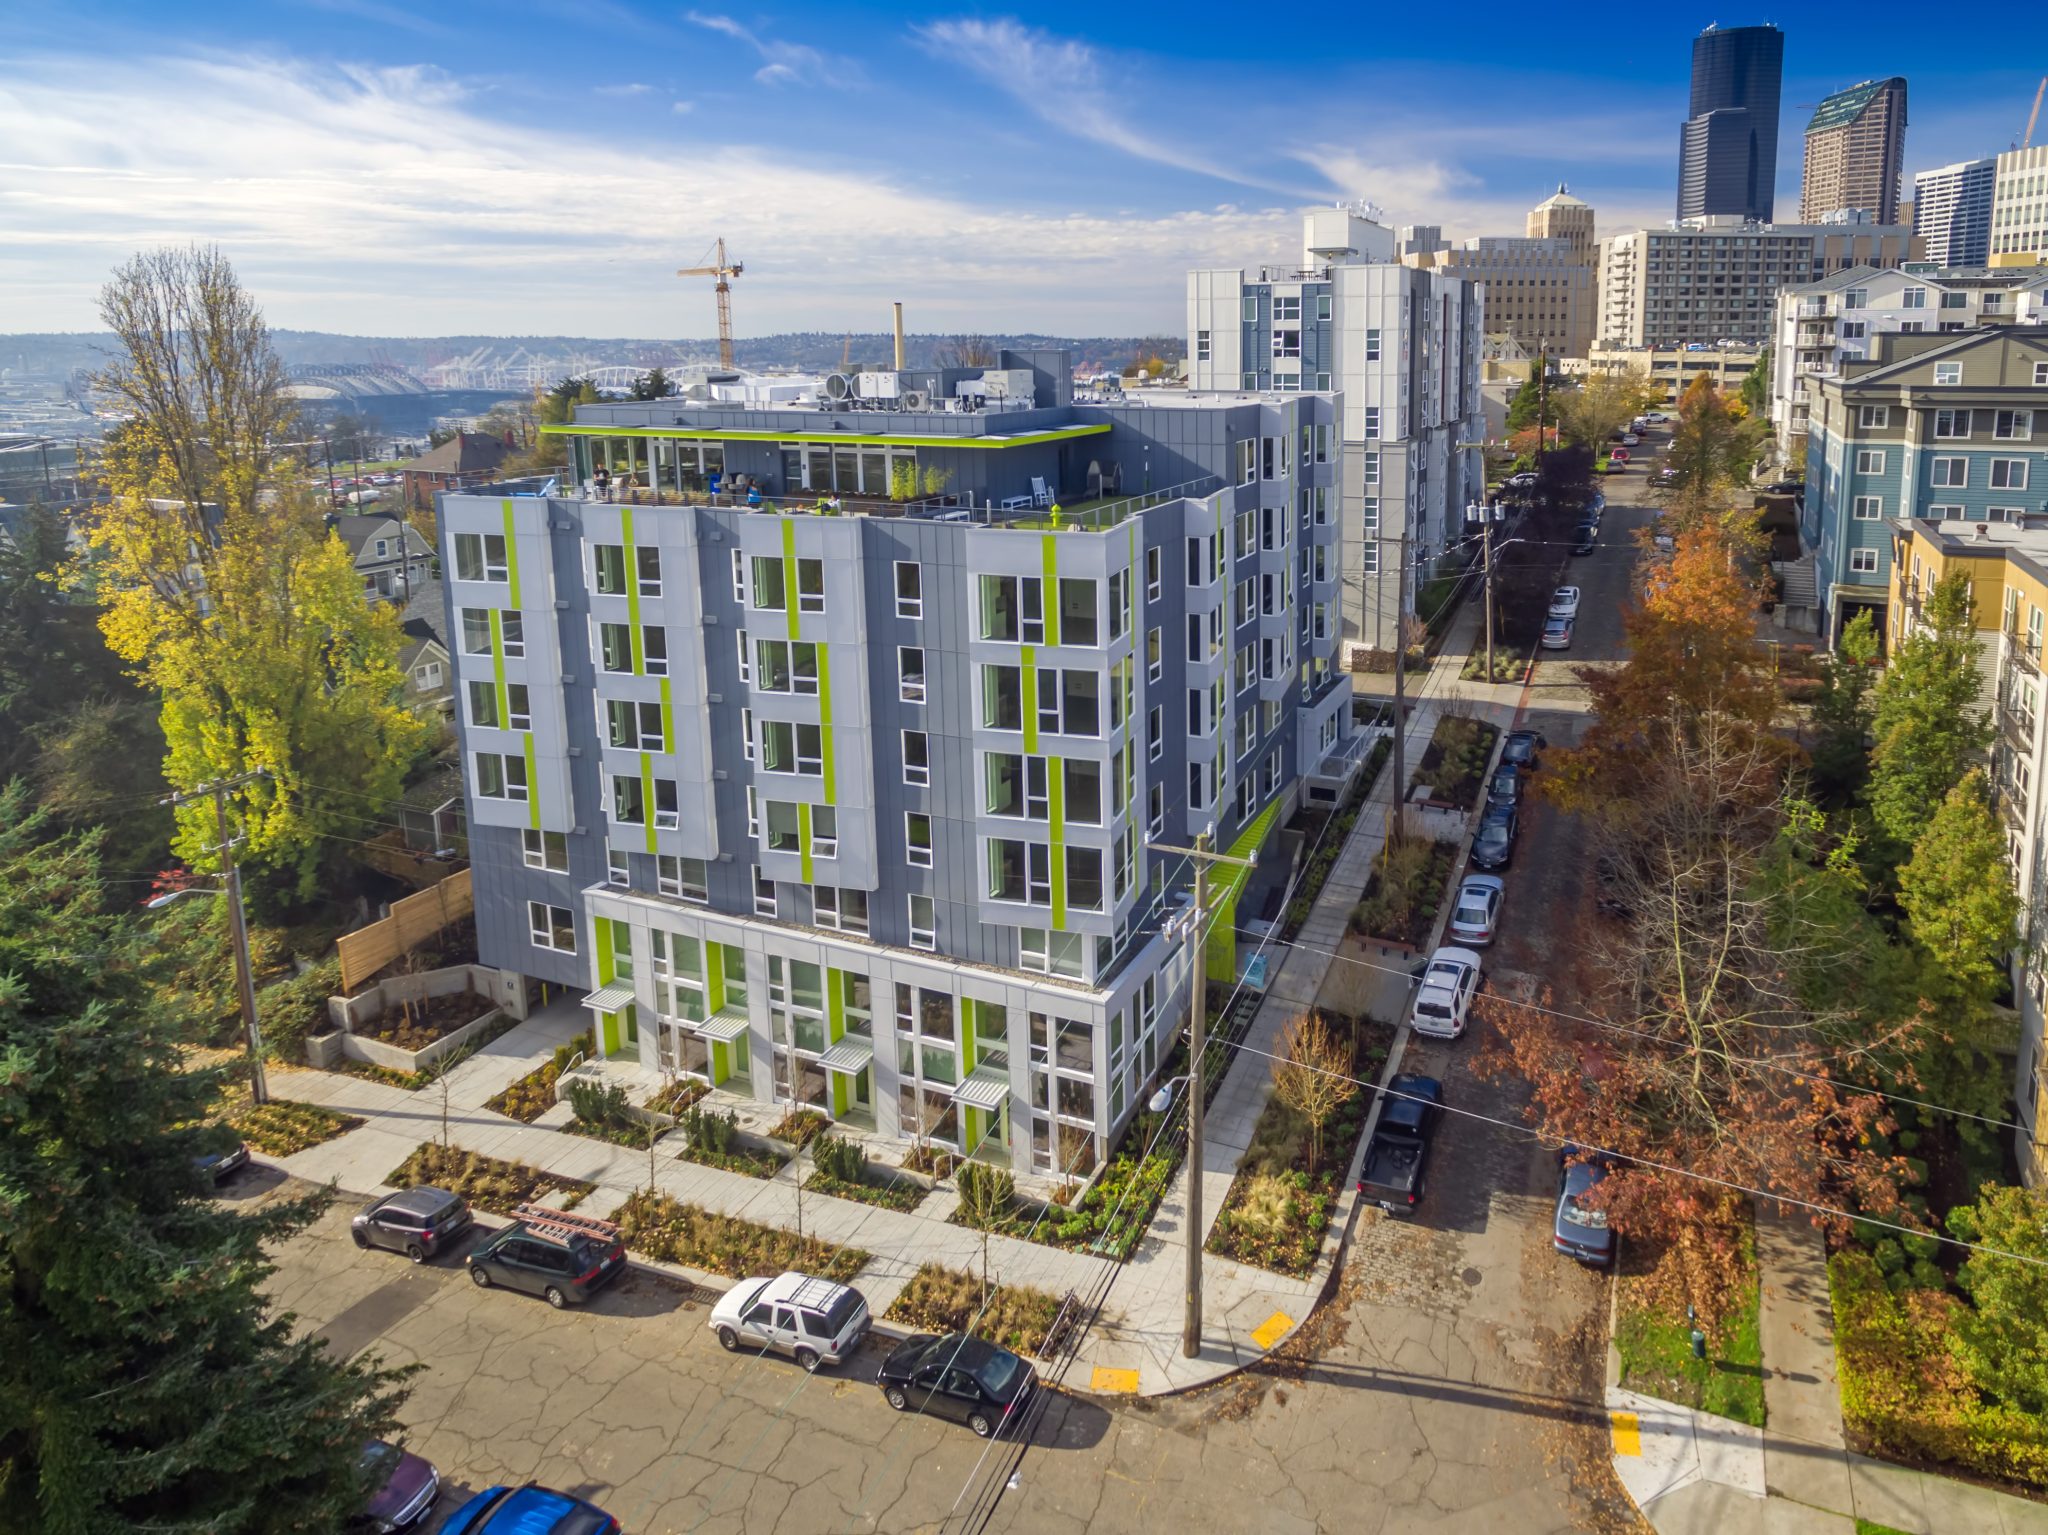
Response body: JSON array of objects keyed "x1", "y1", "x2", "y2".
[{"x1": 285, "y1": 363, "x2": 430, "y2": 401}]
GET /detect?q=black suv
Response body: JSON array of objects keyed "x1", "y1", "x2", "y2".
[
  {"x1": 352, "y1": 1185, "x2": 474, "y2": 1264},
  {"x1": 466, "y1": 1207, "x2": 625, "y2": 1309}
]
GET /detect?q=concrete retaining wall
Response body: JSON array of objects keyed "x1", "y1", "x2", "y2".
[
  {"x1": 328, "y1": 963, "x2": 514, "y2": 1031},
  {"x1": 333, "y1": 1001, "x2": 506, "y2": 1074}
]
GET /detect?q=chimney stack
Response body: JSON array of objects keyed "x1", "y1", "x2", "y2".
[{"x1": 892, "y1": 302, "x2": 905, "y2": 371}]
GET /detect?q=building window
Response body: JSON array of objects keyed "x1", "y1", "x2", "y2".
[
  {"x1": 606, "y1": 699, "x2": 663, "y2": 751},
  {"x1": 1992, "y1": 460, "x2": 2030, "y2": 491},
  {"x1": 1934, "y1": 409, "x2": 1971, "y2": 439},
  {"x1": 2035, "y1": 363, "x2": 2048, "y2": 387},
  {"x1": 907, "y1": 894, "x2": 936, "y2": 950},
  {"x1": 1855, "y1": 449, "x2": 1885, "y2": 474},
  {"x1": 1858, "y1": 405, "x2": 1890, "y2": 429},
  {"x1": 594, "y1": 544, "x2": 628, "y2": 595},
  {"x1": 1149, "y1": 704, "x2": 1163, "y2": 761},
  {"x1": 522, "y1": 829, "x2": 567, "y2": 872},
  {"x1": 1196, "y1": 329, "x2": 1211, "y2": 361},
  {"x1": 529, "y1": 902, "x2": 576, "y2": 953},
  {"x1": 475, "y1": 752, "x2": 527, "y2": 801},
  {"x1": 460, "y1": 607, "x2": 492, "y2": 655},
  {"x1": 598, "y1": 622, "x2": 633, "y2": 673},
  {"x1": 1931, "y1": 458, "x2": 1967, "y2": 488},
  {"x1": 1926, "y1": 505, "x2": 1964, "y2": 522},
  {"x1": 611, "y1": 774, "x2": 646, "y2": 825},
  {"x1": 894, "y1": 561, "x2": 922, "y2": 618},
  {"x1": 1365, "y1": 328, "x2": 1382, "y2": 361},
  {"x1": 606, "y1": 848, "x2": 629, "y2": 887},
  {"x1": 1934, "y1": 361, "x2": 1962, "y2": 386},
  {"x1": 1146, "y1": 625, "x2": 1162, "y2": 681},
  {"x1": 453, "y1": 532, "x2": 507, "y2": 583},
  {"x1": 1849, "y1": 548, "x2": 1879, "y2": 574},
  {"x1": 899, "y1": 646, "x2": 926, "y2": 702},
  {"x1": 906, "y1": 812, "x2": 933, "y2": 868},
  {"x1": 1994, "y1": 410, "x2": 2033, "y2": 441},
  {"x1": 1852, "y1": 496, "x2": 1882, "y2": 520},
  {"x1": 903, "y1": 729, "x2": 930, "y2": 786},
  {"x1": 813, "y1": 886, "x2": 868, "y2": 935},
  {"x1": 1363, "y1": 451, "x2": 1380, "y2": 484},
  {"x1": 467, "y1": 679, "x2": 500, "y2": 728},
  {"x1": 754, "y1": 872, "x2": 777, "y2": 917}
]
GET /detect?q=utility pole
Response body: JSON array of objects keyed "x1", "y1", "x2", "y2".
[
  {"x1": 1389, "y1": 526, "x2": 1410, "y2": 847},
  {"x1": 1482, "y1": 509, "x2": 1495, "y2": 682},
  {"x1": 1147, "y1": 833, "x2": 1256, "y2": 1359},
  {"x1": 164, "y1": 771, "x2": 271, "y2": 1104}
]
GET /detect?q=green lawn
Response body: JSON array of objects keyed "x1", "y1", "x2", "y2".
[
  {"x1": 1615, "y1": 1233, "x2": 1767, "y2": 1427},
  {"x1": 1855, "y1": 1521, "x2": 1915, "y2": 1535}
]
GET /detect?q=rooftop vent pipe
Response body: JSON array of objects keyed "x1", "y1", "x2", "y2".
[{"x1": 893, "y1": 302, "x2": 905, "y2": 371}]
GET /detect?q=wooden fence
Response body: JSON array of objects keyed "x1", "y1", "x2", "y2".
[{"x1": 337, "y1": 867, "x2": 474, "y2": 991}]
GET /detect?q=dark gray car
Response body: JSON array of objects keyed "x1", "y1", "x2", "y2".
[{"x1": 352, "y1": 1186, "x2": 474, "y2": 1263}]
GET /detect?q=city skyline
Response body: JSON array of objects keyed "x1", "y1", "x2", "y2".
[{"x1": 0, "y1": 2, "x2": 2040, "y2": 336}]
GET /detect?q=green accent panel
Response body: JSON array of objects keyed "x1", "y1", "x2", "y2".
[
  {"x1": 1041, "y1": 535, "x2": 1060, "y2": 646},
  {"x1": 538, "y1": 422, "x2": 1113, "y2": 450},
  {"x1": 594, "y1": 912, "x2": 616, "y2": 986},
  {"x1": 780, "y1": 519, "x2": 799, "y2": 641},
  {"x1": 735, "y1": 1030, "x2": 750, "y2": 1075},
  {"x1": 622, "y1": 506, "x2": 643, "y2": 671},
  {"x1": 639, "y1": 750, "x2": 656, "y2": 854},
  {"x1": 826, "y1": 969, "x2": 845, "y2": 1043},
  {"x1": 602, "y1": 1008, "x2": 621, "y2": 1056},
  {"x1": 711, "y1": 1039, "x2": 731, "y2": 1084},
  {"x1": 488, "y1": 607, "x2": 509, "y2": 726},
  {"x1": 660, "y1": 677, "x2": 674, "y2": 754},
  {"x1": 960, "y1": 997, "x2": 978, "y2": 1070},
  {"x1": 1048, "y1": 760, "x2": 1066, "y2": 931},
  {"x1": 962, "y1": 1105, "x2": 984, "y2": 1156},
  {"x1": 625, "y1": 1003, "x2": 638, "y2": 1045},
  {"x1": 818, "y1": 653, "x2": 837, "y2": 804},
  {"x1": 1207, "y1": 795, "x2": 1284, "y2": 981},
  {"x1": 1020, "y1": 647, "x2": 1038, "y2": 753},
  {"x1": 798, "y1": 802, "x2": 815, "y2": 885},
  {"x1": 831, "y1": 1070, "x2": 849, "y2": 1118},
  {"x1": 500, "y1": 501, "x2": 522, "y2": 607},
  {"x1": 707, "y1": 943, "x2": 727, "y2": 1011},
  {"x1": 522, "y1": 736, "x2": 540, "y2": 830}
]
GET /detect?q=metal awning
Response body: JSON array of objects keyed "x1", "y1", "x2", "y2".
[
  {"x1": 582, "y1": 982, "x2": 637, "y2": 1013},
  {"x1": 817, "y1": 1037, "x2": 875, "y2": 1074},
  {"x1": 697, "y1": 1006, "x2": 751, "y2": 1043},
  {"x1": 952, "y1": 1065, "x2": 1013, "y2": 1112}
]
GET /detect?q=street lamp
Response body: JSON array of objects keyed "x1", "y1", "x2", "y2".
[{"x1": 148, "y1": 882, "x2": 269, "y2": 1105}]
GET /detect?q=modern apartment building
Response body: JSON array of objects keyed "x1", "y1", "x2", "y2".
[
  {"x1": 1914, "y1": 158, "x2": 1997, "y2": 267},
  {"x1": 1800, "y1": 78, "x2": 1908, "y2": 225},
  {"x1": 1565, "y1": 341, "x2": 1761, "y2": 399},
  {"x1": 1678, "y1": 23, "x2": 1785, "y2": 223},
  {"x1": 1597, "y1": 217, "x2": 1919, "y2": 348},
  {"x1": 1770, "y1": 264, "x2": 2048, "y2": 460},
  {"x1": 435, "y1": 355, "x2": 1366, "y2": 1175},
  {"x1": 1991, "y1": 145, "x2": 2048, "y2": 266},
  {"x1": 1401, "y1": 189, "x2": 1597, "y2": 358},
  {"x1": 1802, "y1": 327, "x2": 2048, "y2": 641},
  {"x1": 1188, "y1": 208, "x2": 1486, "y2": 654},
  {"x1": 1887, "y1": 516, "x2": 2048, "y2": 1185}
]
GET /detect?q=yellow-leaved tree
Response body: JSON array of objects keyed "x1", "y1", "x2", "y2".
[{"x1": 89, "y1": 246, "x2": 426, "y2": 898}]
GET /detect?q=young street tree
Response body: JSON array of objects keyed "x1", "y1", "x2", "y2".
[
  {"x1": 1271, "y1": 1011, "x2": 1357, "y2": 1175},
  {"x1": 1867, "y1": 571, "x2": 1993, "y2": 860},
  {"x1": 89, "y1": 246, "x2": 426, "y2": 899},
  {"x1": 1664, "y1": 376, "x2": 1766, "y2": 494},
  {"x1": 1557, "y1": 372, "x2": 1659, "y2": 453},
  {"x1": 0, "y1": 788, "x2": 413, "y2": 1532},
  {"x1": 1897, "y1": 769, "x2": 2021, "y2": 1004}
]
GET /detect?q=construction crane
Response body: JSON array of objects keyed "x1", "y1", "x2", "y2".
[
  {"x1": 2026, "y1": 76, "x2": 2047, "y2": 149},
  {"x1": 677, "y1": 238, "x2": 743, "y2": 370}
]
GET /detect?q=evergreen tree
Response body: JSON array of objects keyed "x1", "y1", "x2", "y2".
[
  {"x1": 1897, "y1": 770, "x2": 2020, "y2": 1003},
  {"x1": 1867, "y1": 572, "x2": 1993, "y2": 860},
  {"x1": 0, "y1": 787, "x2": 413, "y2": 1532},
  {"x1": 1808, "y1": 610, "x2": 1880, "y2": 806},
  {"x1": 1946, "y1": 1182, "x2": 2048, "y2": 1417}
]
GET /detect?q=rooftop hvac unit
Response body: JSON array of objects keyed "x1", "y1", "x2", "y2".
[
  {"x1": 824, "y1": 373, "x2": 855, "y2": 400},
  {"x1": 900, "y1": 388, "x2": 931, "y2": 411},
  {"x1": 979, "y1": 368, "x2": 1036, "y2": 400},
  {"x1": 857, "y1": 371, "x2": 902, "y2": 399}
]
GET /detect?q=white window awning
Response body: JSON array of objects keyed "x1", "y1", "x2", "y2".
[
  {"x1": 582, "y1": 982, "x2": 637, "y2": 1013},
  {"x1": 952, "y1": 1064, "x2": 1012, "y2": 1112},
  {"x1": 697, "y1": 1005, "x2": 751, "y2": 1043},
  {"x1": 818, "y1": 1037, "x2": 875, "y2": 1074}
]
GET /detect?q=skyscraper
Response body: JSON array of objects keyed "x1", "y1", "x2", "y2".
[
  {"x1": 1677, "y1": 24, "x2": 1785, "y2": 223},
  {"x1": 1800, "y1": 78, "x2": 1908, "y2": 224},
  {"x1": 1913, "y1": 158, "x2": 1996, "y2": 266}
]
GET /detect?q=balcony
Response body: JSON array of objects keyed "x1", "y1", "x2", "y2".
[
  {"x1": 2007, "y1": 631, "x2": 2042, "y2": 678},
  {"x1": 1999, "y1": 697, "x2": 2038, "y2": 753}
]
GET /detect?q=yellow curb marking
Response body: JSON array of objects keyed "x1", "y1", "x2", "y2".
[
  {"x1": 1090, "y1": 1366, "x2": 1140, "y2": 1394},
  {"x1": 1250, "y1": 1311, "x2": 1294, "y2": 1351},
  {"x1": 1611, "y1": 1411, "x2": 1642, "y2": 1457}
]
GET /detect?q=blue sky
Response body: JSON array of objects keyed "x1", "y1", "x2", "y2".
[{"x1": 0, "y1": 1, "x2": 2035, "y2": 336}]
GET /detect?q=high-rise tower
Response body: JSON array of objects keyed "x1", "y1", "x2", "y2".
[
  {"x1": 1677, "y1": 24, "x2": 1785, "y2": 222},
  {"x1": 1800, "y1": 77, "x2": 1907, "y2": 224}
]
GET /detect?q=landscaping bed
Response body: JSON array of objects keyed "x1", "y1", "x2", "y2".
[
  {"x1": 884, "y1": 1262, "x2": 1065, "y2": 1356},
  {"x1": 674, "y1": 1105, "x2": 788, "y2": 1179},
  {"x1": 1459, "y1": 652, "x2": 1530, "y2": 683},
  {"x1": 333, "y1": 1057, "x2": 425, "y2": 1091},
  {"x1": 1350, "y1": 836, "x2": 1461, "y2": 948},
  {"x1": 901, "y1": 1144, "x2": 961, "y2": 1179},
  {"x1": 615, "y1": 1189, "x2": 866, "y2": 1282},
  {"x1": 1205, "y1": 1013, "x2": 1395, "y2": 1277},
  {"x1": 353, "y1": 988, "x2": 492, "y2": 1050},
  {"x1": 1614, "y1": 1222, "x2": 1765, "y2": 1428},
  {"x1": 484, "y1": 1030, "x2": 593, "y2": 1122},
  {"x1": 229, "y1": 1098, "x2": 364, "y2": 1156},
  {"x1": 1278, "y1": 737, "x2": 1391, "y2": 936},
  {"x1": 805, "y1": 1171, "x2": 926, "y2": 1212},
  {"x1": 386, "y1": 1142, "x2": 593, "y2": 1216},
  {"x1": 1409, "y1": 714, "x2": 1499, "y2": 810},
  {"x1": 768, "y1": 1108, "x2": 831, "y2": 1147},
  {"x1": 646, "y1": 1079, "x2": 709, "y2": 1117},
  {"x1": 951, "y1": 1150, "x2": 1175, "y2": 1261}
]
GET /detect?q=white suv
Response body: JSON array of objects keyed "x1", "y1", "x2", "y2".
[
  {"x1": 1410, "y1": 946, "x2": 1482, "y2": 1039},
  {"x1": 710, "y1": 1272, "x2": 871, "y2": 1372}
]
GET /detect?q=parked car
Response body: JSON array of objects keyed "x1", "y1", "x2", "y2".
[
  {"x1": 1541, "y1": 614, "x2": 1574, "y2": 650},
  {"x1": 1448, "y1": 874, "x2": 1504, "y2": 946},
  {"x1": 1621, "y1": 433, "x2": 1640, "y2": 447},
  {"x1": 1554, "y1": 1151, "x2": 1617, "y2": 1267},
  {"x1": 711, "y1": 1272, "x2": 872, "y2": 1371},
  {"x1": 465, "y1": 1207, "x2": 625, "y2": 1309},
  {"x1": 352, "y1": 1186, "x2": 474, "y2": 1264},
  {"x1": 195, "y1": 1138, "x2": 250, "y2": 1184},
  {"x1": 1645, "y1": 411, "x2": 1669, "y2": 423},
  {"x1": 1409, "y1": 946, "x2": 1483, "y2": 1039},
  {"x1": 1761, "y1": 479, "x2": 1804, "y2": 497},
  {"x1": 351, "y1": 1440, "x2": 440, "y2": 1533},
  {"x1": 1487, "y1": 765, "x2": 1523, "y2": 808},
  {"x1": 1357, "y1": 1073, "x2": 1445, "y2": 1216},
  {"x1": 1572, "y1": 525, "x2": 1598, "y2": 556},
  {"x1": 876, "y1": 1333, "x2": 1037, "y2": 1438},
  {"x1": 1548, "y1": 585, "x2": 1581, "y2": 619},
  {"x1": 438, "y1": 1484, "x2": 620, "y2": 1535},
  {"x1": 1470, "y1": 803, "x2": 1518, "y2": 871},
  {"x1": 1500, "y1": 729, "x2": 1545, "y2": 772},
  {"x1": 1609, "y1": 448, "x2": 1630, "y2": 463}
]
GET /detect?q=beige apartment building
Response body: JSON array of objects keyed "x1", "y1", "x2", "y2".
[
  {"x1": 1401, "y1": 187, "x2": 1597, "y2": 356},
  {"x1": 1991, "y1": 145, "x2": 2048, "y2": 267},
  {"x1": 1800, "y1": 78, "x2": 1908, "y2": 225}
]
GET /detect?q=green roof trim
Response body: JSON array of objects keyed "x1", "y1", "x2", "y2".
[
  {"x1": 1807, "y1": 78, "x2": 1902, "y2": 133},
  {"x1": 538, "y1": 422, "x2": 1112, "y2": 450}
]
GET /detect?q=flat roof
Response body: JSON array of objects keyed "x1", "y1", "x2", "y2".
[{"x1": 539, "y1": 422, "x2": 1111, "y2": 450}]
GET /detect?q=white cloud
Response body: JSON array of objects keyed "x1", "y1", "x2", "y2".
[
  {"x1": 684, "y1": 12, "x2": 861, "y2": 89},
  {"x1": 595, "y1": 82, "x2": 653, "y2": 97},
  {"x1": 671, "y1": 99, "x2": 695, "y2": 114},
  {"x1": 915, "y1": 17, "x2": 1325, "y2": 200},
  {"x1": 0, "y1": 49, "x2": 1295, "y2": 333}
]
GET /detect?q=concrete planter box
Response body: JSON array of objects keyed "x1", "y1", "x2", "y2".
[
  {"x1": 303, "y1": 1028, "x2": 346, "y2": 1069},
  {"x1": 327, "y1": 962, "x2": 523, "y2": 1033},
  {"x1": 335, "y1": 1005, "x2": 506, "y2": 1075}
]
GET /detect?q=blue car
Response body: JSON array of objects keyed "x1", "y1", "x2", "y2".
[
  {"x1": 438, "y1": 1484, "x2": 620, "y2": 1535},
  {"x1": 1554, "y1": 1151, "x2": 1617, "y2": 1268}
]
